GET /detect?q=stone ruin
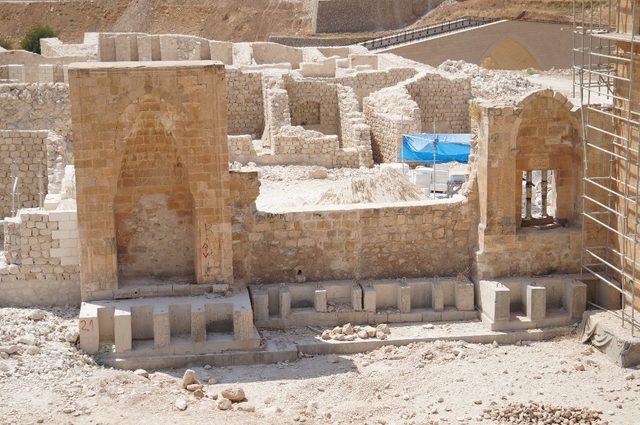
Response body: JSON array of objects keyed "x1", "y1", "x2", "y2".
[{"x1": 0, "y1": 31, "x2": 602, "y2": 367}]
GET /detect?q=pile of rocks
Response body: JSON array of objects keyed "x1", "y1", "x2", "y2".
[
  {"x1": 438, "y1": 59, "x2": 539, "y2": 103},
  {"x1": 480, "y1": 402, "x2": 606, "y2": 424},
  {"x1": 176, "y1": 369, "x2": 253, "y2": 412},
  {"x1": 320, "y1": 323, "x2": 390, "y2": 341}
]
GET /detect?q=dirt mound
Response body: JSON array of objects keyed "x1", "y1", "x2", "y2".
[
  {"x1": 0, "y1": 0, "x2": 314, "y2": 45},
  {"x1": 318, "y1": 168, "x2": 426, "y2": 205}
]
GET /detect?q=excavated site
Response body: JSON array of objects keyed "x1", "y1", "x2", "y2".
[{"x1": 1, "y1": 1, "x2": 640, "y2": 424}]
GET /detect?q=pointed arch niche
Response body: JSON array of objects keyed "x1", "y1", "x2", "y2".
[{"x1": 69, "y1": 62, "x2": 232, "y2": 301}]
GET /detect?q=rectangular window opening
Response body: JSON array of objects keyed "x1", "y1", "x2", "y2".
[{"x1": 521, "y1": 170, "x2": 557, "y2": 228}]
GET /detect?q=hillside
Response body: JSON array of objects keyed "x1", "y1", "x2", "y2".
[{"x1": 0, "y1": 0, "x2": 592, "y2": 46}]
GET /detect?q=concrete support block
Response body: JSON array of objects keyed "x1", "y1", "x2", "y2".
[
  {"x1": 252, "y1": 289, "x2": 269, "y2": 322},
  {"x1": 363, "y1": 285, "x2": 376, "y2": 313},
  {"x1": 526, "y1": 286, "x2": 546, "y2": 321},
  {"x1": 565, "y1": 280, "x2": 587, "y2": 321},
  {"x1": 153, "y1": 305, "x2": 170, "y2": 349},
  {"x1": 478, "y1": 281, "x2": 510, "y2": 322},
  {"x1": 314, "y1": 289, "x2": 328, "y2": 313},
  {"x1": 351, "y1": 285, "x2": 363, "y2": 311},
  {"x1": 455, "y1": 281, "x2": 475, "y2": 311},
  {"x1": 191, "y1": 304, "x2": 206, "y2": 343},
  {"x1": 397, "y1": 285, "x2": 411, "y2": 313},
  {"x1": 113, "y1": 307, "x2": 132, "y2": 354},
  {"x1": 79, "y1": 303, "x2": 99, "y2": 354},
  {"x1": 432, "y1": 282, "x2": 444, "y2": 312},
  {"x1": 233, "y1": 307, "x2": 254, "y2": 341},
  {"x1": 279, "y1": 286, "x2": 291, "y2": 319}
]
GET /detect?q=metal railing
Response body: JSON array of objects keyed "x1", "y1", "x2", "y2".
[{"x1": 361, "y1": 17, "x2": 498, "y2": 50}]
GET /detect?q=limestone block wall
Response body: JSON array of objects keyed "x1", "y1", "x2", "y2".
[
  {"x1": 1, "y1": 208, "x2": 80, "y2": 283},
  {"x1": 230, "y1": 171, "x2": 475, "y2": 285},
  {"x1": 0, "y1": 84, "x2": 71, "y2": 146},
  {"x1": 0, "y1": 50, "x2": 85, "y2": 83},
  {"x1": 473, "y1": 91, "x2": 584, "y2": 280},
  {"x1": 335, "y1": 68, "x2": 417, "y2": 106},
  {"x1": 41, "y1": 33, "x2": 99, "y2": 60},
  {"x1": 285, "y1": 76, "x2": 339, "y2": 133},
  {"x1": 363, "y1": 85, "x2": 421, "y2": 163},
  {"x1": 337, "y1": 85, "x2": 373, "y2": 151},
  {"x1": 251, "y1": 42, "x2": 304, "y2": 68},
  {"x1": 0, "y1": 131, "x2": 49, "y2": 218},
  {"x1": 226, "y1": 68, "x2": 264, "y2": 136},
  {"x1": 404, "y1": 71, "x2": 472, "y2": 133}
]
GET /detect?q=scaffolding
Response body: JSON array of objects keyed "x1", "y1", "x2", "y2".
[{"x1": 573, "y1": 0, "x2": 640, "y2": 335}]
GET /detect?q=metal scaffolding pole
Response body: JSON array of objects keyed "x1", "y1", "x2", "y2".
[{"x1": 574, "y1": 0, "x2": 640, "y2": 336}]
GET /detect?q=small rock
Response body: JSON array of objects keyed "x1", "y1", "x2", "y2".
[
  {"x1": 221, "y1": 387, "x2": 245, "y2": 402},
  {"x1": 625, "y1": 373, "x2": 635, "y2": 380},
  {"x1": 65, "y1": 331, "x2": 79, "y2": 344},
  {"x1": 491, "y1": 341, "x2": 499, "y2": 348},
  {"x1": 182, "y1": 369, "x2": 197, "y2": 389},
  {"x1": 28, "y1": 310, "x2": 46, "y2": 321},
  {"x1": 134, "y1": 369, "x2": 149, "y2": 379},
  {"x1": 321, "y1": 330, "x2": 331, "y2": 340},
  {"x1": 375, "y1": 330, "x2": 387, "y2": 340},
  {"x1": 327, "y1": 354, "x2": 340, "y2": 364},
  {"x1": 357, "y1": 330, "x2": 368, "y2": 339},
  {"x1": 308, "y1": 166, "x2": 328, "y2": 179},
  {"x1": 25, "y1": 346, "x2": 40, "y2": 355},
  {"x1": 474, "y1": 400, "x2": 483, "y2": 405},
  {"x1": 376, "y1": 324, "x2": 391, "y2": 334},
  {"x1": 423, "y1": 324, "x2": 435, "y2": 330},
  {"x1": 204, "y1": 364, "x2": 212, "y2": 370},
  {"x1": 193, "y1": 389, "x2": 204, "y2": 399},
  {"x1": 342, "y1": 323, "x2": 354, "y2": 335},
  {"x1": 208, "y1": 378, "x2": 217, "y2": 385},
  {"x1": 186, "y1": 384, "x2": 203, "y2": 392},
  {"x1": 217, "y1": 398, "x2": 233, "y2": 410},
  {"x1": 236, "y1": 402, "x2": 256, "y2": 412},
  {"x1": 574, "y1": 362, "x2": 585, "y2": 371},
  {"x1": 175, "y1": 398, "x2": 188, "y2": 411},
  {"x1": 364, "y1": 326, "x2": 377, "y2": 337},
  {"x1": 332, "y1": 326, "x2": 343, "y2": 334},
  {"x1": 18, "y1": 334, "x2": 36, "y2": 346},
  {"x1": 0, "y1": 345, "x2": 19, "y2": 354},
  {"x1": 344, "y1": 334, "x2": 356, "y2": 341}
]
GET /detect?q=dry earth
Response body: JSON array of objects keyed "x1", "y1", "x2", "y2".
[
  {"x1": 1, "y1": 306, "x2": 639, "y2": 424},
  {"x1": 0, "y1": 0, "x2": 599, "y2": 46}
]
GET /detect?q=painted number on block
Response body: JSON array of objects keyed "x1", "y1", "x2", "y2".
[{"x1": 79, "y1": 319, "x2": 94, "y2": 333}]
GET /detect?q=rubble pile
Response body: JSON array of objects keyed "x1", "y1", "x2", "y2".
[
  {"x1": 481, "y1": 402, "x2": 607, "y2": 424},
  {"x1": 320, "y1": 323, "x2": 391, "y2": 341},
  {"x1": 439, "y1": 60, "x2": 539, "y2": 102}
]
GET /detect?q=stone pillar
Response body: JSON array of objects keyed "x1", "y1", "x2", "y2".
[
  {"x1": 191, "y1": 304, "x2": 206, "y2": 343},
  {"x1": 363, "y1": 285, "x2": 376, "y2": 313},
  {"x1": 397, "y1": 284, "x2": 411, "y2": 313},
  {"x1": 153, "y1": 305, "x2": 171, "y2": 349},
  {"x1": 432, "y1": 281, "x2": 444, "y2": 312},
  {"x1": 351, "y1": 284, "x2": 363, "y2": 311},
  {"x1": 114, "y1": 307, "x2": 132, "y2": 354},
  {"x1": 314, "y1": 288, "x2": 328, "y2": 313},
  {"x1": 79, "y1": 302, "x2": 100, "y2": 354},
  {"x1": 564, "y1": 279, "x2": 587, "y2": 321},
  {"x1": 455, "y1": 281, "x2": 475, "y2": 311},
  {"x1": 233, "y1": 307, "x2": 254, "y2": 340},
  {"x1": 279, "y1": 286, "x2": 291, "y2": 319},
  {"x1": 526, "y1": 285, "x2": 546, "y2": 321},
  {"x1": 251, "y1": 288, "x2": 269, "y2": 322}
]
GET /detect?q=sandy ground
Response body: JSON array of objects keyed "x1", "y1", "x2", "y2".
[{"x1": 1, "y1": 306, "x2": 639, "y2": 425}]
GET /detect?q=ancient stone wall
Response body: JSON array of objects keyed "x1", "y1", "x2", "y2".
[
  {"x1": 0, "y1": 84, "x2": 71, "y2": 144},
  {"x1": 473, "y1": 91, "x2": 584, "y2": 279},
  {"x1": 230, "y1": 171, "x2": 475, "y2": 285},
  {"x1": 226, "y1": 68, "x2": 264, "y2": 136},
  {"x1": 1, "y1": 209, "x2": 80, "y2": 284},
  {"x1": 0, "y1": 130, "x2": 48, "y2": 218}
]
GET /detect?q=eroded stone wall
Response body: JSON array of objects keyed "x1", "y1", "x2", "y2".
[
  {"x1": 226, "y1": 69, "x2": 264, "y2": 136},
  {"x1": 230, "y1": 171, "x2": 475, "y2": 285}
]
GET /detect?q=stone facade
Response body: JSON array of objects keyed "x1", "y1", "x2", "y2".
[
  {"x1": 473, "y1": 90, "x2": 583, "y2": 279},
  {"x1": 68, "y1": 61, "x2": 233, "y2": 301}
]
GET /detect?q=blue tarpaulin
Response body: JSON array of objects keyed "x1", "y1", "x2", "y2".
[{"x1": 400, "y1": 134, "x2": 472, "y2": 164}]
